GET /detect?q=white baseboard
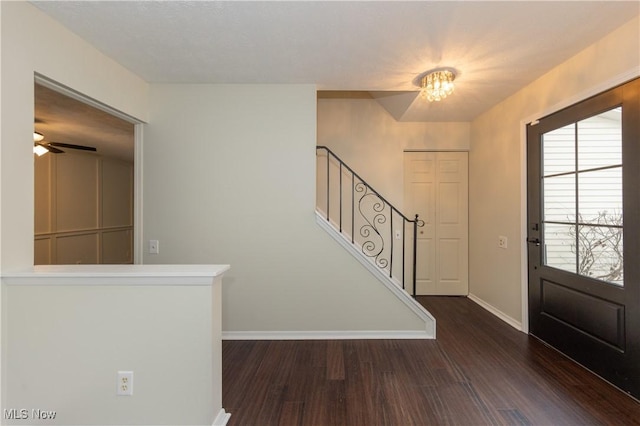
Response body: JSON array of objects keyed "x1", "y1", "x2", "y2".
[
  {"x1": 468, "y1": 293, "x2": 523, "y2": 331},
  {"x1": 212, "y1": 409, "x2": 231, "y2": 426},
  {"x1": 223, "y1": 330, "x2": 432, "y2": 340}
]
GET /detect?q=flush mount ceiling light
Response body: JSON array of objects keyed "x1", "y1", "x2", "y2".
[{"x1": 419, "y1": 69, "x2": 455, "y2": 102}]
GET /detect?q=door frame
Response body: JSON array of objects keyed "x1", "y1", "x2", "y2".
[
  {"x1": 518, "y1": 68, "x2": 640, "y2": 333},
  {"x1": 34, "y1": 74, "x2": 145, "y2": 263}
]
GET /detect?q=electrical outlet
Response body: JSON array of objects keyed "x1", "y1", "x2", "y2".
[
  {"x1": 117, "y1": 371, "x2": 133, "y2": 396},
  {"x1": 498, "y1": 235, "x2": 508, "y2": 249},
  {"x1": 149, "y1": 239, "x2": 159, "y2": 254}
]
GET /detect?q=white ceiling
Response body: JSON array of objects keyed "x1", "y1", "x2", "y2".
[{"x1": 31, "y1": 1, "x2": 639, "y2": 123}]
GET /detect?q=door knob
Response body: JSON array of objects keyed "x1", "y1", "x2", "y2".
[{"x1": 527, "y1": 237, "x2": 541, "y2": 246}]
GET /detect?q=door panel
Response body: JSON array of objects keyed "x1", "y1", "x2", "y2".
[
  {"x1": 438, "y1": 239, "x2": 461, "y2": 281},
  {"x1": 439, "y1": 182, "x2": 460, "y2": 222},
  {"x1": 415, "y1": 239, "x2": 434, "y2": 287},
  {"x1": 527, "y1": 77, "x2": 640, "y2": 397},
  {"x1": 405, "y1": 151, "x2": 468, "y2": 295},
  {"x1": 407, "y1": 156, "x2": 436, "y2": 293},
  {"x1": 540, "y1": 279, "x2": 625, "y2": 350}
]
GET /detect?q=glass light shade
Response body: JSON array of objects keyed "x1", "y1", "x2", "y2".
[
  {"x1": 34, "y1": 132, "x2": 45, "y2": 142},
  {"x1": 33, "y1": 144, "x2": 49, "y2": 156},
  {"x1": 421, "y1": 70, "x2": 455, "y2": 102}
]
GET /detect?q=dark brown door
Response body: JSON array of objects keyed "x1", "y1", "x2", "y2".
[{"x1": 527, "y1": 78, "x2": 640, "y2": 398}]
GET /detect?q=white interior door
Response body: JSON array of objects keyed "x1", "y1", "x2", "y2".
[{"x1": 404, "y1": 152, "x2": 468, "y2": 295}]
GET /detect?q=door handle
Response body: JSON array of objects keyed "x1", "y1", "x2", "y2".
[{"x1": 527, "y1": 237, "x2": 541, "y2": 246}]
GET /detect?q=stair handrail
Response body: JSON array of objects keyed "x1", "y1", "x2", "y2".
[{"x1": 316, "y1": 145, "x2": 425, "y2": 296}]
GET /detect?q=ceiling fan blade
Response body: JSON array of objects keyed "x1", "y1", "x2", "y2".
[
  {"x1": 35, "y1": 143, "x2": 64, "y2": 154},
  {"x1": 45, "y1": 144, "x2": 65, "y2": 154},
  {"x1": 48, "y1": 142, "x2": 97, "y2": 152}
]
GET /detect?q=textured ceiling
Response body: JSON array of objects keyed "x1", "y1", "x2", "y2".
[
  {"x1": 31, "y1": 1, "x2": 639, "y2": 123},
  {"x1": 35, "y1": 84, "x2": 134, "y2": 162}
]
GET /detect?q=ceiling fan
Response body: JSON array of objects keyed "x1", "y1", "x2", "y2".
[{"x1": 33, "y1": 132, "x2": 96, "y2": 156}]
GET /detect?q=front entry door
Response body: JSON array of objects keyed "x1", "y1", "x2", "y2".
[
  {"x1": 404, "y1": 151, "x2": 468, "y2": 295},
  {"x1": 527, "y1": 78, "x2": 640, "y2": 398}
]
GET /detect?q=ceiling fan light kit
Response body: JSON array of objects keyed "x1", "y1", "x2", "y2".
[
  {"x1": 32, "y1": 132, "x2": 96, "y2": 156},
  {"x1": 419, "y1": 69, "x2": 455, "y2": 102},
  {"x1": 33, "y1": 144, "x2": 49, "y2": 156}
]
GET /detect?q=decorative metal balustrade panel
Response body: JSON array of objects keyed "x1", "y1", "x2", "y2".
[{"x1": 316, "y1": 146, "x2": 423, "y2": 295}]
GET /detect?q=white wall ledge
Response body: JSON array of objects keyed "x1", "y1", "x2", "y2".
[
  {"x1": 2, "y1": 263, "x2": 229, "y2": 424},
  {"x1": 2, "y1": 264, "x2": 230, "y2": 286}
]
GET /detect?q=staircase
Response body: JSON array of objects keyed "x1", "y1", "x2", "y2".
[{"x1": 316, "y1": 146, "x2": 435, "y2": 337}]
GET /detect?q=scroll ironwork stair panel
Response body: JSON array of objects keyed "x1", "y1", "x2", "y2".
[{"x1": 316, "y1": 146, "x2": 423, "y2": 296}]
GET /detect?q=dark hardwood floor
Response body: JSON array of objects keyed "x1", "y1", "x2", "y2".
[{"x1": 222, "y1": 296, "x2": 640, "y2": 425}]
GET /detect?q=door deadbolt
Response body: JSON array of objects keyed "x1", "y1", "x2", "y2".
[{"x1": 527, "y1": 237, "x2": 541, "y2": 246}]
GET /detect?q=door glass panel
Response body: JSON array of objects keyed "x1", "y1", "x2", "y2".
[
  {"x1": 543, "y1": 174, "x2": 575, "y2": 222},
  {"x1": 578, "y1": 168, "x2": 623, "y2": 224},
  {"x1": 544, "y1": 223, "x2": 576, "y2": 274},
  {"x1": 578, "y1": 225, "x2": 623, "y2": 285},
  {"x1": 543, "y1": 124, "x2": 575, "y2": 175},
  {"x1": 577, "y1": 107, "x2": 622, "y2": 170},
  {"x1": 541, "y1": 106, "x2": 623, "y2": 286}
]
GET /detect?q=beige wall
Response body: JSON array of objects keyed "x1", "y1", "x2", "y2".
[
  {"x1": 143, "y1": 84, "x2": 426, "y2": 333},
  {"x1": 1, "y1": 2, "x2": 148, "y2": 421},
  {"x1": 317, "y1": 96, "x2": 470, "y2": 209},
  {"x1": 316, "y1": 15, "x2": 640, "y2": 328},
  {"x1": 3, "y1": 282, "x2": 214, "y2": 426},
  {"x1": 469, "y1": 15, "x2": 640, "y2": 326},
  {"x1": 1, "y1": 4, "x2": 427, "y2": 421},
  {"x1": 0, "y1": 1, "x2": 148, "y2": 271}
]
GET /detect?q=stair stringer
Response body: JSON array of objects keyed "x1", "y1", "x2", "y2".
[{"x1": 315, "y1": 212, "x2": 436, "y2": 338}]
